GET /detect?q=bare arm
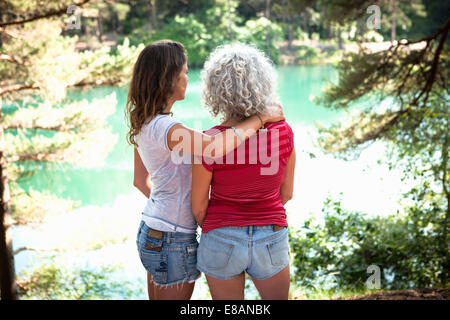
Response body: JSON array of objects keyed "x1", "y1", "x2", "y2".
[
  {"x1": 191, "y1": 163, "x2": 213, "y2": 226},
  {"x1": 133, "y1": 147, "x2": 152, "y2": 198},
  {"x1": 167, "y1": 108, "x2": 285, "y2": 157},
  {"x1": 280, "y1": 148, "x2": 296, "y2": 205}
]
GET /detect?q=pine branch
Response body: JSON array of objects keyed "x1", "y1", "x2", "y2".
[
  {"x1": 10, "y1": 185, "x2": 80, "y2": 226},
  {"x1": 0, "y1": 26, "x2": 23, "y2": 39},
  {"x1": 4, "y1": 124, "x2": 78, "y2": 131},
  {"x1": 0, "y1": 0, "x2": 91, "y2": 27},
  {"x1": 13, "y1": 247, "x2": 61, "y2": 255},
  {"x1": 0, "y1": 83, "x2": 39, "y2": 96},
  {"x1": 6, "y1": 152, "x2": 63, "y2": 163},
  {"x1": 320, "y1": 18, "x2": 450, "y2": 111},
  {"x1": 415, "y1": 18, "x2": 450, "y2": 107},
  {"x1": 0, "y1": 79, "x2": 119, "y2": 97},
  {"x1": 4, "y1": 93, "x2": 117, "y2": 167},
  {"x1": 316, "y1": 109, "x2": 407, "y2": 157},
  {"x1": 401, "y1": 17, "x2": 450, "y2": 46},
  {"x1": 5, "y1": 127, "x2": 116, "y2": 164},
  {"x1": 316, "y1": 18, "x2": 450, "y2": 158},
  {"x1": 0, "y1": 54, "x2": 23, "y2": 64}
]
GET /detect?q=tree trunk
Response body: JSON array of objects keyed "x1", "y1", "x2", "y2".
[
  {"x1": 149, "y1": 0, "x2": 157, "y2": 33},
  {"x1": 391, "y1": 2, "x2": 396, "y2": 43},
  {"x1": 286, "y1": 11, "x2": 293, "y2": 51},
  {"x1": 265, "y1": 0, "x2": 271, "y2": 58},
  {"x1": 227, "y1": 0, "x2": 234, "y2": 41},
  {"x1": 440, "y1": 117, "x2": 449, "y2": 287},
  {"x1": 287, "y1": 21, "x2": 293, "y2": 51},
  {"x1": 301, "y1": 11, "x2": 310, "y2": 40},
  {"x1": 96, "y1": 13, "x2": 103, "y2": 42},
  {"x1": 0, "y1": 105, "x2": 17, "y2": 300},
  {"x1": 337, "y1": 25, "x2": 343, "y2": 50},
  {"x1": 359, "y1": 19, "x2": 366, "y2": 43}
]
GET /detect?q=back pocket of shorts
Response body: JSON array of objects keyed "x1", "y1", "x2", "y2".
[
  {"x1": 200, "y1": 235, "x2": 234, "y2": 270},
  {"x1": 267, "y1": 234, "x2": 289, "y2": 267},
  {"x1": 140, "y1": 251, "x2": 168, "y2": 284}
]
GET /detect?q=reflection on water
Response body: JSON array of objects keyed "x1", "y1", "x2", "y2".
[{"x1": 13, "y1": 65, "x2": 411, "y2": 299}]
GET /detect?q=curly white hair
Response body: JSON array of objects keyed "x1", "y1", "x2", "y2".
[{"x1": 201, "y1": 42, "x2": 279, "y2": 121}]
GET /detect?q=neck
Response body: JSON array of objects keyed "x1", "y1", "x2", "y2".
[
  {"x1": 220, "y1": 117, "x2": 241, "y2": 127},
  {"x1": 162, "y1": 100, "x2": 174, "y2": 114}
]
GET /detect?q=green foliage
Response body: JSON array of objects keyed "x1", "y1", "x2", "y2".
[
  {"x1": 126, "y1": 2, "x2": 283, "y2": 67},
  {"x1": 290, "y1": 194, "x2": 448, "y2": 293},
  {"x1": 310, "y1": 4, "x2": 449, "y2": 290},
  {"x1": 5, "y1": 93, "x2": 118, "y2": 161},
  {"x1": 125, "y1": 2, "x2": 230, "y2": 67},
  {"x1": 296, "y1": 45, "x2": 319, "y2": 60},
  {"x1": 283, "y1": 44, "x2": 341, "y2": 64},
  {"x1": 235, "y1": 17, "x2": 284, "y2": 64},
  {"x1": 10, "y1": 186, "x2": 80, "y2": 225},
  {"x1": 79, "y1": 38, "x2": 144, "y2": 87},
  {"x1": 150, "y1": 14, "x2": 214, "y2": 68},
  {"x1": 17, "y1": 261, "x2": 140, "y2": 299},
  {"x1": 0, "y1": 3, "x2": 141, "y2": 231}
]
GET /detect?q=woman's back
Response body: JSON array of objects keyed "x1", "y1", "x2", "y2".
[
  {"x1": 200, "y1": 120, "x2": 294, "y2": 233},
  {"x1": 136, "y1": 114, "x2": 196, "y2": 233}
]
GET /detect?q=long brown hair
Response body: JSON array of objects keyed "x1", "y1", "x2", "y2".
[{"x1": 126, "y1": 40, "x2": 186, "y2": 146}]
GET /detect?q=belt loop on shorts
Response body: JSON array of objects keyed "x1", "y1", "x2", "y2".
[
  {"x1": 166, "y1": 232, "x2": 171, "y2": 244},
  {"x1": 273, "y1": 225, "x2": 284, "y2": 232},
  {"x1": 248, "y1": 226, "x2": 253, "y2": 238}
]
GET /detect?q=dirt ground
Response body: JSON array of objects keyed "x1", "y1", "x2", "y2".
[{"x1": 343, "y1": 288, "x2": 450, "y2": 300}]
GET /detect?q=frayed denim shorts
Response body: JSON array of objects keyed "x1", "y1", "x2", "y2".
[
  {"x1": 136, "y1": 221, "x2": 201, "y2": 287},
  {"x1": 197, "y1": 225, "x2": 289, "y2": 280}
]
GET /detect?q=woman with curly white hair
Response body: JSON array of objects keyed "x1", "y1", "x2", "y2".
[
  {"x1": 191, "y1": 43, "x2": 296, "y2": 300},
  {"x1": 128, "y1": 40, "x2": 285, "y2": 300}
]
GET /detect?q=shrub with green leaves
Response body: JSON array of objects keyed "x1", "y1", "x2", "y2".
[
  {"x1": 17, "y1": 261, "x2": 141, "y2": 300},
  {"x1": 290, "y1": 194, "x2": 448, "y2": 293}
]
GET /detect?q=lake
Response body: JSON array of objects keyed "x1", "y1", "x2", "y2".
[{"x1": 12, "y1": 64, "x2": 409, "y2": 299}]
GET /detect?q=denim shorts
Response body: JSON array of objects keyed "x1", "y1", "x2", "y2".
[
  {"x1": 197, "y1": 225, "x2": 290, "y2": 280},
  {"x1": 136, "y1": 221, "x2": 201, "y2": 287}
]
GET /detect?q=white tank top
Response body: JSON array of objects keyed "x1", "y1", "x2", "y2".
[{"x1": 135, "y1": 114, "x2": 197, "y2": 233}]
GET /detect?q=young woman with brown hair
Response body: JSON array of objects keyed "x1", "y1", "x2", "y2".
[{"x1": 126, "y1": 40, "x2": 284, "y2": 300}]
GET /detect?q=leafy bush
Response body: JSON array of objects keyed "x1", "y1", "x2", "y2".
[
  {"x1": 151, "y1": 14, "x2": 213, "y2": 67},
  {"x1": 17, "y1": 261, "x2": 141, "y2": 299},
  {"x1": 295, "y1": 45, "x2": 320, "y2": 61},
  {"x1": 235, "y1": 17, "x2": 283, "y2": 64},
  {"x1": 126, "y1": 11, "x2": 283, "y2": 67},
  {"x1": 289, "y1": 194, "x2": 448, "y2": 294}
]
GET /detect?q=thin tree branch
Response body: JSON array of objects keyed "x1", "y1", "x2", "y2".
[
  {"x1": 402, "y1": 18, "x2": 450, "y2": 46},
  {"x1": 0, "y1": 54, "x2": 23, "y2": 64},
  {"x1": 0, "y1": 26, "x2": 23, "y2": 39},
  {"x1": 0, "y1": 83, "x2": 39, "y2": 96},
  {"x1": 0, "y1": 79, "x2": 120, "y2": 97},
  {"x1": 4, "y1": 124, "x2": 79, "y2": 131},
  {"x1": 352, "y1": 109, "x2": 410, "y2": 146},
  {"x1": 0, "y1": 0, "x2": 91, "y2": 27},
  {"x1": 13, "y1": 246, "x2": 62, "y2": 255},
  {"x1": 6, "y1": 152, "x2": 62, "y2": 163}
]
